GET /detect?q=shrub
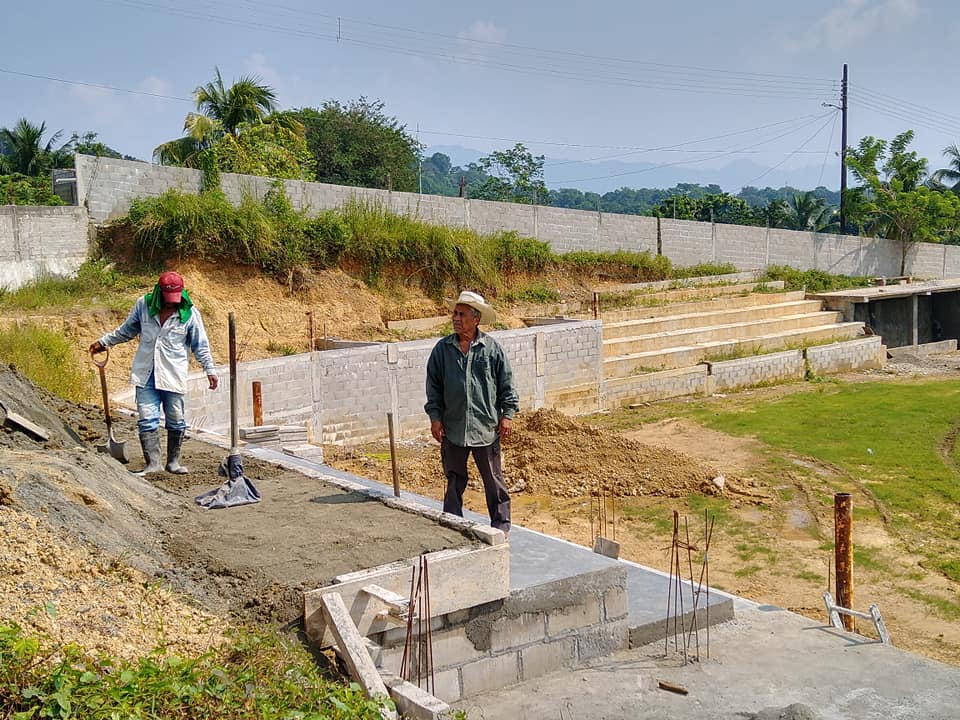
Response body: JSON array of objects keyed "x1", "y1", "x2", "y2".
[{"x1": 761, "y1": 265, "x2": 870, "y2": 293}]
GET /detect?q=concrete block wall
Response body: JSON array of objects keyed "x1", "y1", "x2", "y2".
[
  {"x1": 807, "y1": 336, "x2": 885, "y2": 374},
  {"x1": 0, "y1": 206, "x2": 90, "y2": 290},
  {"x1": 603, "y1": 365, "x2": 707, "y2": 407},
  {"x1": 73, "y1": 154, "x2": 960, "y2": 279},
  {"x1": 375, "y1": 566, "x2": 629, "y2": 703},
  {"x1": 176, "y1": 321, "x2": 604, "y2": 444},
  {"x1": 660, "y1": 218, "x2": 715, "y2": 266},
  {"x1": 709, "y1": 350, "x2": 805, "y2": 392},
  {"x1": 715, "y1": 223, "x2": 767, "y2": 270}
]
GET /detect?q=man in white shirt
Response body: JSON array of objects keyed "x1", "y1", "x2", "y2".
[{"x1": 90, "y1": 271, "x2": 218, "y2": 475}]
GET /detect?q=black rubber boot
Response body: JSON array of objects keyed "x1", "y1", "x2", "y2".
[
  {"x1": 165, "y1": 429, "x2": 189, "y2": 474},
  {"x1": 136, "y1": 430, "x2": 163, "y2": 475}
]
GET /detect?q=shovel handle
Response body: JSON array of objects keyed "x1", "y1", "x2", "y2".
[
  {"x1": 92, "y1": 350, "x2": 113, "y2": 428},
  {"x1": 90, "y1": 346, "x2": 109, "y2": 368}
]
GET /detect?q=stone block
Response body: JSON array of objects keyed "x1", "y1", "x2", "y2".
[
  {"x1": 520, "y1": 637, "x2": 576, "y2": 680},
  {"x1": 603, "y1": 583, "x2": 629, "y2": 621},
  {"x1": 575, "y1": 618, "x2": 629, "y2": 661},
  {"x1": 489, "y1": 612, "x2": 547, "y2": 652},
  {"x1": 460, "y1": 652, "x2": 520, "y2": 697},
  {"x1": 546, "y1": 594, "x2": 602, "y2": 637},
  {"x1": 427, "y1": 626, "x2": 487, "y2": 669}
]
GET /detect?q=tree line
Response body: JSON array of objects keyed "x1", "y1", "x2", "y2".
[{"x1": 4, "y1": 67, "x2": 960, "y2": 256}]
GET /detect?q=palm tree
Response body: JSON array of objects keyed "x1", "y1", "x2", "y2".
[
  {"x1": 0, "y1": 118, "x2": 64, "y2": 176},
  {"x1": 153, "y1": 67, "x2": 278, "y2": 165},
  {"x1": 931, "y1": 144, "x2": 960, "y2": 193},
  {"x1": 782, "y1": 191, "x2": 838, "y2": 232},
  {"x1": 193, "y1": 67, "x2": 277, "y2": 137}
]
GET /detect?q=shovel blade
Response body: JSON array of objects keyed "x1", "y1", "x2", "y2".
[{"x1": 108, "y1": 434, "x2": 130, "y2": 464}]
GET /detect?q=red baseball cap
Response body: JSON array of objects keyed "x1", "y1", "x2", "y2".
[{"x1": 158, "y1": 271, "x2": 185, "y2": 304}]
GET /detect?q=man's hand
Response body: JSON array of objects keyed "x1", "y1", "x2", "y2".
[
  {"x1": 499, "y1": 416, "x2": 513, "y2": 440},
  {"x1": 430, "y1": 420, "x2": 444, "y2": 443},
  {"x1": 208, "y1": 375, "x2": 219, "y2": 390},
  {"x1": 89, "y1": 340, "x2": 105, "y2": 355}
]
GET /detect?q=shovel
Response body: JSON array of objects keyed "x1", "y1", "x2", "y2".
[{"x1": 91, "y1": 347, "x2": 130, "y2": 463}]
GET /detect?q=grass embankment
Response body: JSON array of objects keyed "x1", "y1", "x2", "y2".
[
  {"x1": 0, "y1": 624, "x2": 393, "y2": 719},
  {"x1": 591, "y1": 379, "x2": 960, "y2": 618}
]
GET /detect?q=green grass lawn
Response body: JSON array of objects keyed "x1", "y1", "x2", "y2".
[{"x1": 681, "y1": 380, "x2": 960, "y2": 581}]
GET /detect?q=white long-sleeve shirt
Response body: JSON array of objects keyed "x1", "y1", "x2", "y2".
[{"x1": 99, "y1": 296, "x2": 217, "y2": 394}]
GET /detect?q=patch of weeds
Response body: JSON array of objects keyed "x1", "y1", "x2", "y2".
[
  {"x1": 937, "y1": 557, "x2": 960, "y2": 583},
  {"x1": 852, "y1": 546, "x2": 887, "y2": 574},
  {"x1": 265, "y1": 341, "x2": 298, "y2": 356},
  {"x1": 795, "y1": 569, "x2": 825, "y2": 584},
  {"x1": 502, "y1": 283, "x2": 562, "y2": 304},
  {"x1": 734, "y1": 564, "x2": 763, "y2": 577},
  {"x1": 0, "y1": 323, "x2": 96, "y2": 403},
  {"x1": 903, "y1": 589, "x2": 960, "y2": 621}
]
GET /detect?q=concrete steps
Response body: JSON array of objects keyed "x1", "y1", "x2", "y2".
[
  {"x1": 602, "y1": 295, "x2": 815, "y2": 338},
  {"x1": 604, "y1": 321, "x2": 865, "y2": 376},
  {"x1": 603, "y1": 311, "x2": 844, "y2": 357},
  {"x1": 601, "y1": 288, "x2": 804, "y2": 325}
]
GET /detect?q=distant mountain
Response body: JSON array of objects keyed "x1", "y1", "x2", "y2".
[{"x1": 424, "y1": 144, "x2": 840, "y2": 195}]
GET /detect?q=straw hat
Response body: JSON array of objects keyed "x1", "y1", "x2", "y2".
[{"x1": 447, "y1": 290, "x2": 496, "y2": 325}]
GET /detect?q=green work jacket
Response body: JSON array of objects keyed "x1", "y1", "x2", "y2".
[{"x1": 424, "y1": 330, "x2": 519, "y2": 447}]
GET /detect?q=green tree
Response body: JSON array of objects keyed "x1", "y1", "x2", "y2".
[
  {"x1": 212, "y1": 118, "x2": 315, "y2": 180},
  {"x1": 931, "y1": 144, "x2": 960, "y2": 193},
  {"x1": 471, "y1": 143, "x2": 548, "y2": 204},
  {"x1": 153, "y1": 67, "x2": 280, "y2": 166},
  {"x1": 781, "y1": 191, "x2": 838, "y2": 232},
  {"x1": 0, "y1": 118, "x2": 66, "y2": 176},
  {"x1": 847, "y1": 131, "x2": 960, "y2": 273},
  {"x1": 292, "y1": 99, "x2": 420, "y2": 191}
]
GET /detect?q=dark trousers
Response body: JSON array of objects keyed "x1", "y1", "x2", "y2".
[{"x1": 441, "y1": 438, "x2": 510, "y2": 531}]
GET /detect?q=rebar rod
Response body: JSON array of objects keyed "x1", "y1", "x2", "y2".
[{"x1": 684, "y1": 517, "x2": 700, "y2": 662}]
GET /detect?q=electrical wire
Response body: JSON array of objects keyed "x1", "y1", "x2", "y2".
[
  {"x1": 744, "y1": 112, "x2": 838, "y2": 186},
  {"x1": 0, "y1": 66, "x2": 191, "y2": 102}
]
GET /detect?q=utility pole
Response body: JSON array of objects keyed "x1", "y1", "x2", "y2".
[
  {"x1": 840, "y1": 63, "x2": 848, "y2": 235},
  {"x1": 824, "y1": 64, "x2": 849, "y2": 235}
]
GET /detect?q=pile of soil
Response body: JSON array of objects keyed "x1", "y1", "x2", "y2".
[
  {"x1": 325, "y1": 408, "x2": 732, "y2": 501},
  {"x1": 0, "y1": 363, "x2": 472, "y2": 659},
  {"x1": 507, "y1": 408, "x2": 725, "y2": 498}
]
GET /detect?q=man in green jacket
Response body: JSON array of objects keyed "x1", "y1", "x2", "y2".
[{"x1": 424, "y1": 291, "x2": 519, "y2": 536}]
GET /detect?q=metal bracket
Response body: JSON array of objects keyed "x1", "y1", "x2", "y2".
[{"x1": 823, "y1": 591, "x2": 891, "y2": 645}]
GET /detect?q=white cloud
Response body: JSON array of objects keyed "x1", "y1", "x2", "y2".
[
  {"x1": 457, "y1": 20, "x2": 507, "y2": 46},
  {"x1": 245, "y1": 52, "x2": 281, "y2": 86},
  {"x1": 787, "y1": 0, "x2": 920, "y2": 53},
  {"x1": 137, "y1": 75, "x2": 173, "y2": 98}
]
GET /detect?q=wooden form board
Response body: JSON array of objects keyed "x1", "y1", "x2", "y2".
[
  {"x1": 304, "y1": 544, "x2": 509, "y2": 648},
  {"x1": 320, "y1": 592, "x2": 397, "y2": 720}
]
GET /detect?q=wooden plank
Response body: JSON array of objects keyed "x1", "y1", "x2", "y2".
[
  {"x1": 320, "y1": 592, "x2": 396, "y2": 720},
  {"x1": 304, "y1": 544, "x2": 509, "y2": 648}
]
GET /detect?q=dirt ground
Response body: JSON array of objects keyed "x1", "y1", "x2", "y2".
[{"x1": 0, "y1": 362, "x2": 471, "y2": 660}]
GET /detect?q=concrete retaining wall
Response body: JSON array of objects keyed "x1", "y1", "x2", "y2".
[
  {"x1": 71, "y1": 154, "x2": 960, "y2": 279},
  {"x1": 373, "y1": 566, "x2": 629, "y2": 703},
  {"x1": 598, "y1": 336, "x2": 885, "y2": 409},
  {"x1": 710, "y1": 350, "x2": 806, "y2": 392},
  {"x1": 807, "y1": 337, "x2": 886, "y2": 374},
  {"x1": 144, "y1": 321, "x2": 603, "y2": 444},
  {"x1": 0, "y1": 206, "x2": 89, "y2": 290},
  {"x1": 112, "y1": 326, "x2": 887, "y2": 442}
]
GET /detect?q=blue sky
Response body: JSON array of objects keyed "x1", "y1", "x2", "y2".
[{"x1": 3, "y1": 0, "x2": 959, "y2": 193}]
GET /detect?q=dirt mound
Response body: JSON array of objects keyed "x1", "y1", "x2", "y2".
[
  {"x1": 507, "y1": 409, "x2": 724, "y2": 498},
  {"x1": 325, "y1": 409, "x2": 730, "y2": 501}
]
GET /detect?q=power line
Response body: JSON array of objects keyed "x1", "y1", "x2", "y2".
[
  {"x1": 551, "y1": 111, "x2": 836, "y2": 184},
  {"x1": 744, "y1": 113, "x2": 838, "y2": 186},
  {"x1": 0, "y1": 66, "x2": 191, "y2": 102}
]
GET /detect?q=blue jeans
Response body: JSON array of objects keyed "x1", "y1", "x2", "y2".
[{"x1": 135, "y1": 373, "x2": 186, "y2": 433}]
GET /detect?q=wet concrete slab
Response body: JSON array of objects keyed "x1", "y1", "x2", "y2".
[{"x1": 256, "y1": 448, "x2": 734, "y2": 646}]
